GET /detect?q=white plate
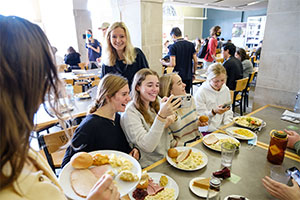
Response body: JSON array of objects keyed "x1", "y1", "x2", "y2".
[
  {"x1": 224, "y1": 194, "x2": 249, "y2": 200},
  {"x1": 202, "y1": 133, "x2": 240, "y2": 152},
  {"x1": 226, "y1": 127, "x2": 256, "y2": 140},
  {"x1": 233, "y1": 116, "x2": 266, "y2": 130},
  {"x1": 129, "y1": 172, "x2": 179, "y2": 200},
  {"x1": 58, "y1": 150, "x2": 142, "y2": 200},
  {"x1": 166, "y1": 147, "x2": 208, "y2": 171},
  {"x1": 189, "y1": 177, "x2": 217, "y2": 198}
]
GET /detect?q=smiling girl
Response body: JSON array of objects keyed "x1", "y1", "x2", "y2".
[
  {"x1": 62, "y1": 74, "x2": 139, "y2": 167},
  {"x1": 121, "y1": 69, "x2": 181, "y2": 168},
  {"x1": 195, "y1": 63, "x2": 233, "y2": 132},
  {"x1": 101, "y1": 22, "x2": 149, "y2": 88}
]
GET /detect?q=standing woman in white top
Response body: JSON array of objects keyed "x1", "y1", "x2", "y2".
[
  {"x1": 195, "y1": 63, "x2": 233, "y2": 132},
  {"x1": 121, "y1": 68, "x2": 181, "y2": 168}
]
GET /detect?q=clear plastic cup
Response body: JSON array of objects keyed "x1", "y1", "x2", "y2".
[{"x1": 270, "y1": 165, "x2": 290, "y2": 184}]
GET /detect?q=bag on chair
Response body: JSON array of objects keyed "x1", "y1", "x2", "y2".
[{"x1": 197, "y1": 38, "x2": 209, "y2": 59}]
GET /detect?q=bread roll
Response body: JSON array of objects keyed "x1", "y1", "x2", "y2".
[
  {"x1": 136, "y1": 172, "x2": 149, "y2": 189},
  {"x1": 168, "y1": 148, "x2": 178, "y2": 158},
  {"x1": 71, "y1": 152, "x2": 93, "y2": 169},
  {"x1": 199, "y1": 115, "x2": 209, "y2": 123}
]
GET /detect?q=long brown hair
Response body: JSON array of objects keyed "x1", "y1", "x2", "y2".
[
  {"x1": 210, "y1": 25, "x2": 221, "y2": 37},
  {"x1": 159, "y1": 73, "x2": 177, "y2": 98},
  {"x1": 131, "y1": 69, "x2": 160, "y2": 124},
  {"x1": 236, "y1": 48, "x2": 250, "y2": 62},
  {"x1": 102, "y1": 22, "x2": 136, "y2": 66},
  {"x1": 89, "y1": 74, "x2": 128, "y2": 113},
  {"x1": 0, "y1": 16, "x2": 62, "y2": 189}
]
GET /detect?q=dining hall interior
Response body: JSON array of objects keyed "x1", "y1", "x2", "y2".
[{"x1": 1, "y1": 0, "x2": 300, "y2": 200}]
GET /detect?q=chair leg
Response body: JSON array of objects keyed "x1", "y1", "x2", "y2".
[{"x1": 243, "y1": 93, "x2": 248, "y2": 113}]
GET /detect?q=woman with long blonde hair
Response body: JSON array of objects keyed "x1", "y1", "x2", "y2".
[
  {"x1": 62, "y1": 74, "x2": 139, "y2": 167},
  {"x1": 101, "y1": 22, "x2": 149, "y2": 88},
  {"x1": 0, "y1": 15, "x2": 119, "y2": 200},
  {"x1": 121, "y1": 69, "x2": 181, "y2": 168}
]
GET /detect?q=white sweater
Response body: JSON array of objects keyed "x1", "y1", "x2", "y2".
[
  {"x1": 195, "y1": 81, "x2": 233, "y2": 131},
  {"x1": 121, "y1": 101, "x2": 173, "y2": 168}
]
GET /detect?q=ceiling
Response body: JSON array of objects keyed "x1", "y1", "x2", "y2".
[{"x1": 164, "y1": 0, "x2": 269, "y2": 11}]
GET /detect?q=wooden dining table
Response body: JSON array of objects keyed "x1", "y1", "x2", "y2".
[{"x1": 124, "y1": 104, "x2": 299, "y2": 199}]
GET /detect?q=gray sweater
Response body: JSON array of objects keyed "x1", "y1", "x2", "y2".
[
  {"x1": 242, "y1": 59, "x2": 254, "y2": 78},
  {"x1": 121, "y1": 101, "x2": 173, "y2": 168}
]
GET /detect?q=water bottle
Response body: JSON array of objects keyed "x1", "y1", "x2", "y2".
[
  {"x1": 65, "y1": 84, "x2": 75, "y2": 105},
  {"x1": 294, "y1": 89, "x2": 300, "y2": 113},
  {"x1": 206, "y1": 177, "x2": 221, "y2": 200}
]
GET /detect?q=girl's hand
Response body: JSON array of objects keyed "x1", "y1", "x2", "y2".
[
  {"x1": 158, "y1": 95, "x2": 181, "y2": 118},
  {"x1": 164, "y1": 114, "x2": 176, "y2": 128},
  {"x1": 129, "y1": 148, "x2": 140, "y2": 160},
  {"x1": 214, "y1": 105, "x2": 230, "y2": 115}
]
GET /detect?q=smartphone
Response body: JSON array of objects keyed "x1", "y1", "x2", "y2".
[
  {"x1": 286, "y1": 167, "x2": 300, "y2": 186},
  {"x1": 171, "y1": 95, "x2": 192, "y2": 108},
  {"x1": 222, "y1": 102, "x2": 231, "y2": 108},
  {"x1": 82, "y1": 34, "x2": 86, "y2": 39}
]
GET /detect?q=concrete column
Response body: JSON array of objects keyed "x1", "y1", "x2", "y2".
[
  {"x1": 111, "y1": 0, "x2": 164, "y2": 75},
  {"x1": 253, "y1": 0, "x2": 300, "y2": 109}
]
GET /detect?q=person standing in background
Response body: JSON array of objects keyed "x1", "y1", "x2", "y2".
[
  {"x1": 98, "y1": 22, "x2": 110, "y2": 38},
  {"x1": 203, "y1": 26, "x2": 222, "y2": 69},
  {"x1": 101, "y1": 22, "x2": 149, "y2": 88},
  {"x1": 160, "y1": 27, "x2": 197, "y2": 94},
  {"x1": 86, "y1": 29, "x2": 101, "y2": 69}
]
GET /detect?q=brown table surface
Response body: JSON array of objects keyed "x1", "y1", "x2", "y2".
[{"x1": 133, "y1": 104, "x2": 299, "y2": 200}]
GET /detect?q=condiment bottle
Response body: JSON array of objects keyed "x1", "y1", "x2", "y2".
[
  {"x1": 267, "y1": 130, "x2": 288, "y2": 165},
  {"x1": 206, "y1": 177, "x2": 221, "y2": 200}
]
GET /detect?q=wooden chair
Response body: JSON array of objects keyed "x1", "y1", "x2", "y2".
[
  {"x1": 57, "y1": 64, "x2": 67, "y2": 72},
  {"x1": 78, "y1": 62, "x2": 87, "y2": 70},
  {"x1": 38, "y1": 126, "x2": 78, "y2": 174},
  {"x1": 231, "y1": 77, "x2": 249, "y2": 116},
  {"x1": 91, "y1": 79, "x2": 100, "y2": 87},
  {"x1": 243, "y1": 71, "x2": 257, "y2": 112}
]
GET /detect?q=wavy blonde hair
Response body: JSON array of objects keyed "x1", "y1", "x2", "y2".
[
  {"x1": 206, "y1": 63, "x2": 227, "y2": 81},
  {"x1": 89, "y1": 74, "x2": 128, "y2": 113},
  {"x1": 159, "y1": 73, "x2": 178, "y2": 98},
  {"x1": 131, "y1": 69, "x2": 160, "y2": 124},
  {"x1": 0, "y1": 16, "x2": 62, "y2": 189},
  {"x1": 103, "y1": 22, "x2": 136, "y2": 66}
]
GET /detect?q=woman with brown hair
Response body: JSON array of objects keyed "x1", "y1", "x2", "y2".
[
  {"x1": 0, "y1": 15, "x2": 119, "y2": 199},
  {"x1": 203, "y1": 25, "x2": 222, "y2": 69},
  {"x1": 121, "y1": 68, "x2": 181, "y2": 168},
  {"x1": 62, "y1": 74, "x2": 139, "y2": 167},
  {"x1": 235, "y1": 47, "x2": 253, "y2": 78},
  {"x1": 101, "y1": 22, "x2": 149, "y2": 88}
]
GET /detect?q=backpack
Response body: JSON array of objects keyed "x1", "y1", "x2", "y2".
[{"x1": 197, "y1": 39, "x2": 209, "y2": 59}]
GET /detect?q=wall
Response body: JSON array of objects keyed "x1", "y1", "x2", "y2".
[
  {"x1": 202, "y1": 8, "x2": 266, "y2": 40},
  {"x1": 253, "y1": 0, "x2": 300, "y2": 109}
]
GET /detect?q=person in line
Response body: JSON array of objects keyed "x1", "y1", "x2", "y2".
[
  {"x1": 255, "y1": 40, "x2": 263, "y2": 60},
  {"x1": 101, "y1": 22, "x2": 149, "y2": 88},
  {"x1": 86, "y1": 29, "x2": 101, "y2": 69},
  {"x1": 121, "y1": 69, "x2": 181, "y2": 168},
  {"x1": 235, "y1": 47, "x2": 253, "y2": 78},
  {"x1": 203, "y1": 25, "x2": 222, "y2": 69},
  {"x1": 262, "y1": 129, "x2": 300, "y2": 200},
  {"x1": 160, "y1": 27, "x2": 197, "y2": 93},
  {"x1": 64, "y1": 46, "x2": 81, "y2": 71},
  {"x1": 159, "y1": 73, "x2": 207, "y2": 147},
  {"x1": 98, "y1": 22, "x2": 110, "y2": 38},
  {"x1": 0, "y1": 15, "x2": 119, "y2": 200},
  {"x1": 62, "y1": 74, "x2": 139, "y2": 167},
  {"x1": 222, "y1": 42, "x2": 243, "y2": 90},
  {"x1": 195, "y1": 63, "x2": 233, "y2": 132}
]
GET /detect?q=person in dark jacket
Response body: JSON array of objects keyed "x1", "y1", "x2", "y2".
[{"x1": 64, "y1": 46, "x2": 81, "y2": 71}]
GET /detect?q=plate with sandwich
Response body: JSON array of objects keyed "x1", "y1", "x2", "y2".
[
  {"x1": 166, "y1": 147, "x2": 208, "y2": 171},
  {"x1": 189, "y1": 177, "x2": 217, "y2": 198},
  {"x1": 74, "y1": 92, "x2": 91, "y2": 100},
  {"x1": 129, "y1": 172, "x2": 179, "y2": 200},
  {"x1": 58, "y1": 150, "x2": 142, "y2": 200},
  {"x1": 203, "y1": 133, "x2": 240, "y2": 152},
  {"x1": 226, "y1": 127, "x2": 256, "y2": 140}
]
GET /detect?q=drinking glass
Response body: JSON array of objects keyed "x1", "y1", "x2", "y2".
[{"x1": 221, "y1": 142, "x2": 236, "y2": 168}]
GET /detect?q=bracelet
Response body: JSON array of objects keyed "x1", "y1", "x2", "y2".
[
  {"x1": 157, "y1": 114, "x2": 167, "y2": 119},
  {"x1": 212, "y1": 109, "x2": 216, "y2": 115}
]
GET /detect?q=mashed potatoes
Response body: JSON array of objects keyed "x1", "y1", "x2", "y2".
[
  {"x1": 108, "y1": 153, "x2": 133, "y2": 172},
  {"x1": 144, "y1": 188, "x2": 175, "y2": 200},
  {"x1": 172, "y1": 152, "x2": 203, "y2": 170}
]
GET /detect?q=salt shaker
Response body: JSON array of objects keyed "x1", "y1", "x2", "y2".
[{"x1": 206, "y1": 177, "x2": 221, "y2": 200}]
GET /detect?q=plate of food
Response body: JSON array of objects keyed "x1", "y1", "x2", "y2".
[
  {"x1": 189, "y1": 177, "x2": 217, "y2": 198},
  {"x1": 75, "y1": 92, "x2": 91, "y2": 100},
  {"x1": 203, "y1": 133, "x2": 240, "y2": 152},
  {"x1": 129, "y1": 172, "x2": 179, "y2": 200},
  {"x1": 58, "y1": 150, "x2": 142, "y2": 199},
  {"x1": 224, "y1": 194, "x2": 249, "y2": 200},
  {"x1": 233, "y1": 116, "x2": 266, "y2": 131},
  {"x1": 226, "y1": 127, "x2": 256, "y2": 140},
  {"x1": 166, "y1": 147, "x2": 208, "y2": 171}
]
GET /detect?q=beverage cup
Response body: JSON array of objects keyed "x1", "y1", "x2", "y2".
[
  {"x1": 270, "y1": 165, "x2": 290, "y2": 184},
  {"x1": 221, "y1": 142, "x2": 236, "y2": 168}
]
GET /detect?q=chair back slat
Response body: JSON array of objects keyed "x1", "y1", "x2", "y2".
[
  {"x1": 235, "y1": 77, "x2": 249, "y2": 92},
  {"x1": 78, "y1": 63, "x2": 87, "y2": 70}
]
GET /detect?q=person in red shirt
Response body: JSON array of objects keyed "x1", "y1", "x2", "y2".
[{"x1": 204, "y1": 26, "x2": 222, "y2": 69}]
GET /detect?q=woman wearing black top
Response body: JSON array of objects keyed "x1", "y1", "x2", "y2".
[
  {"x1": 62, "y1": 74, "x2": 139, "y2": 167},
  {"x1": 64, "y1": 46, "x2": 81, "y2": 71}
]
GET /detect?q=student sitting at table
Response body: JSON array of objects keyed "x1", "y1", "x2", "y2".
[
  {"x1": 0, "y1": 15, "x2": 119, "y2": 200},
  {"x1": 121, "y1": 68, "x2": 181, "y2": 168},
  {"x1": 101, "y1": 22, "x2": 149, "y2": 88},
  {"x1": 235, "y1": 47, "x2": 253, "y2": 78},
  {"x1": 64, "y1": 46, "x2": 81, "y2": 71},
  {"x1": 159, "y1": 73, "x2": 207, "y2": 147},
  {"x1": 62, "y1": 74, "x2": 139, "y2": 167},
  {"x1": 195, "y1": 63, "x2": 233, "y2": 133}
]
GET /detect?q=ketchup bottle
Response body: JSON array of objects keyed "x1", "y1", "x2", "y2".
[{"x1": 267, "y1": 130, "x2": 288, "y2": 165}]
